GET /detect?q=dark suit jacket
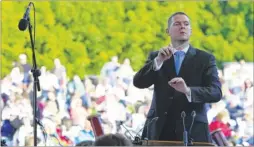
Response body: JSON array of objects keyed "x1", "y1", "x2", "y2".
[{"x1": 133, "y1": 45, "x2": 222, "y2": 141}]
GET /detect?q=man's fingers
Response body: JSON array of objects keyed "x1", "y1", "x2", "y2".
[
  {"x1": 169, "y1": 84, "x2": 176, "y2": 88},
  {"x1": 175, "y1": 78, "x2": 183, "y2": 83},
  {"x1": 160, "y1": 49, "x2": 167, "y2": 56},
  {"x1": 169, "y1": 78, "x2": 183, "y2": 85},
  {"x1": 159, "y1": 46, "x2": 174, "y2": 58},
  {"x1": 169, "y1": 78, "x2": 178, "y2": 84},
  {"x1": 168, "y1": 47, "x2": 174, "y2": 54},
  {"x1": 162, "y1": 47, "x2": 170, "y2": 56},
  {"x1": 165, "y1": 48, "x2": 170, "y2": 56},
  {"x1": 167, "y1": 47, "x2": 173, "y2": 56}
]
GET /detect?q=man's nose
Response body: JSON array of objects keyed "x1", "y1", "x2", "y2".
[{"x1": 180, "y1": 23, "x2": 185, "y2": 29}]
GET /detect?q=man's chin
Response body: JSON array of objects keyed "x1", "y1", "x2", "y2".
[{"x1": 178, "y1": 38, "x2": 189, "y2": 42}]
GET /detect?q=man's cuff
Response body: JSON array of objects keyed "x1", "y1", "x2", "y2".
[
  {"x1": 185, "y1": 88, "x2": 192, "y2": 102},
  {"x1": 153, "y1": 58, "x2": 163, "y2": 71}
]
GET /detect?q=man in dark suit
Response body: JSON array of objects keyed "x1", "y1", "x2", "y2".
[{"x1": 133, "y1": 12, "x2": 222, "y2": 143}]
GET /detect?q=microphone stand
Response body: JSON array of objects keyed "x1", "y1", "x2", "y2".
[
  {"x1": 36, "y1": 118, "x2": 47, "y2": 146},
  {"x1": 188, "y1": 111, "x2": 196, "y2": 146},
  {"x1": 19, "y1": 2, "x2": 40, "y2": 146},
  {"x1": 132, "y1": 117, "x2": 159, "y2": 146},
  {"x1": 27, "y1": 9, "x2": 41, "y2": 147},
  {"x1": 119, "y1": 122, "x2": 135, "y2": 140},
  {"x1": 181, "y1": 111, "x2": 188, "y2": 146},
  {"x1": 1, "y1": 140, "x2": 7, "y2": 146}
]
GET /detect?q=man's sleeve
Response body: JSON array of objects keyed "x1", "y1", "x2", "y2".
[
  {"x1": 133, "y1": 52, "x2": 158, "y2": 89},
  {"x1": 189, "y1": 55, "x2": 222, "y2": 103}
]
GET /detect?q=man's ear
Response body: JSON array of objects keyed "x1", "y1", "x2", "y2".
[{"x1": 166, "y1": 28, "x2": 170, "y2": 36}]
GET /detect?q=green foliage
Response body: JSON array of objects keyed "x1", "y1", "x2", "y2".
[{"x1": 1, "y1": 1, "x2": 253, "y2": 78}]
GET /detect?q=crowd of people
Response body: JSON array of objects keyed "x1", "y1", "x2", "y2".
[{"x1": 1, "y1": 54, "x2": 253, "y2": 146}]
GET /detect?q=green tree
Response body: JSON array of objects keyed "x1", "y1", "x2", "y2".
[{"x1": 1, "y1": 1, "x2": 253, "y2": 78}]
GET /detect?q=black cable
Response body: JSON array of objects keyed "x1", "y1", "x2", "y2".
[{"x1": 35, "y1": 118, "x2": 47, "y2": 146}]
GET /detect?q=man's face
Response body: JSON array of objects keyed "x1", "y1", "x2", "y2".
[{"x1": 167, "y1": 14, "x2": 191, "y2": 41}]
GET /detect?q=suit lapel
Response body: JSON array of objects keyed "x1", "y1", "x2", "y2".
[
  {"x1": 178, "y1": 45, "x2": 196, "y2": 77},
  {"x1": 161, "y1": 45, "x2": 196, "y2": 79},
  {"x1": 162, "y1": 56, "x2": 177, "y2": 80}
]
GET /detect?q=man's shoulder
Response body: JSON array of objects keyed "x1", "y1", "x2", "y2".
[{"x1": 193, "y1": 47, "x2": 214, "y2": 59}]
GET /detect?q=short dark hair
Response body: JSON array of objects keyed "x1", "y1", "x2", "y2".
[
  {"x1": 168, "y1": 12, "x2": 190, "y2": 27},
  {"x1": 93, "y1": 133, "x2": 132, "y2": 146},
  {"x1": 76, "y1": 140, "x2": 94, "y2": 146}
]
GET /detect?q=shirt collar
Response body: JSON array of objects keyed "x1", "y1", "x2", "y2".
[{"x1": 173, "y1": 44, "x2": 190, "y2": 54}]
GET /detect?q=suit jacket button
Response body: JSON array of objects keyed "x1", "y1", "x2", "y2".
[
  {"x1": 169, "y1": 97, "x2": 173, "y2": 99},
  {"x1": 164, "y1": 112, "x2": 168, "y2": 115}
]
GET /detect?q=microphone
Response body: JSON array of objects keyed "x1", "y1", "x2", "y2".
[
  {"x1": 119, "y1": 121, "x2": 135, "y2": 140},
  {"x1": 133, "y1": 117, "x2": 159, "y2": 145},
  {"x1": 146, "y1": 117, "x2": 159, "y2": 140},
  {"x1": 136, "y1": 117, "x2": 159, "y2": 138},
  {"x1": 188, "y1": 111, "x2": 196, "y2": 145},
  {"x1": 1, "y1": 140, "x2": 7, "y2": 146},
  {"x1": 181, "y1": 111, "x2": 188, "y2": 146},
  {"x1": 18, "y1": 2, "x2": 32, "y2": 31}
]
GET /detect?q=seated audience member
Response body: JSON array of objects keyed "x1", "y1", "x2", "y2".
[
  {"x1": 76, "y1": 140, "x2": 94, "y2": 146},
  {"x1": 209, "y1": 109, "x2": 232, "y2": 138},
  {"x1": 93, "y1": 133, "x2": 132, "y2": 146}
]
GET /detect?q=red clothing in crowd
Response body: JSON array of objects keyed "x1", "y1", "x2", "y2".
[
  {"x1": 209, "y1": 120, "x2": 232, "y2": 137},
  {"x1": 56, "y1": 127, "x2": 73, "y2": 145}
]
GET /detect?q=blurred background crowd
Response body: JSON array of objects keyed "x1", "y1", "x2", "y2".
[{"x1": 1, "y1": 53, "x2": 253, "y2": 146}]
